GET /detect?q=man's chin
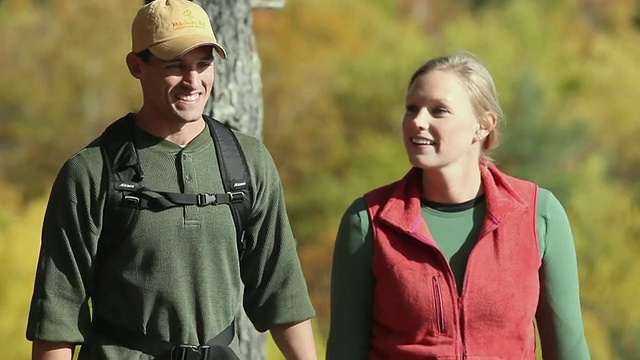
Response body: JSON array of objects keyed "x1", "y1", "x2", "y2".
[{"x1": 173, "y1": 109, "x2": 204, "y2": 123}]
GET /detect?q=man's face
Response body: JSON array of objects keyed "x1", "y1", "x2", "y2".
[{"x1": 135, "y1": 46, "x2": 215, "y2": 126}]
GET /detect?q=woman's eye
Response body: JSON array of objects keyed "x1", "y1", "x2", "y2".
[
  {"x1": 431, "y1": 107, "x2": 447, "y2": 116},
  {"x1": 405, "y1": 105, "x2": 418, "y2": 113}
]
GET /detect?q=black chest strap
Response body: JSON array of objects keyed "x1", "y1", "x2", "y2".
[
  {"x1": 118, "y1": 188, "x2": 245, "y2": 211},
  {"x1": 97, "y1": 114, "x2": 253, "y2": 264}
]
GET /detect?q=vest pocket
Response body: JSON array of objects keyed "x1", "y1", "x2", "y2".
[{"x1": 432, "y1": 276, "x2": 446, "y2": 334}]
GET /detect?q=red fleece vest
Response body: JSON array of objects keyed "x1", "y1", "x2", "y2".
[{"x1": 364, "y1": 163, "x2": 540, "y2": 360}]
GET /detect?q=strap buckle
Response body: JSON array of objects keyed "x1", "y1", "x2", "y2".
[
  {"x1": 228, "y1": 191, "x2": 244, "y2": 203},
  {"x1": 196, "y1": 193, "x2": 217, "y2": 206},
  {"x1": 171, "y1": 344, "x2": 211, "y2": 360},
  {"x1": 122, "y1": 195, "x2": 141, "y2": 208}
]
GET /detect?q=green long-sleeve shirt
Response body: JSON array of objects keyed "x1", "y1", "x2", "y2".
[{"x1": 327, "y1": 188, "x2": 590, "y2": 359}]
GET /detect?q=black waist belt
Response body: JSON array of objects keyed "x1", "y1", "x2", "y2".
[{"x1": 92, "y1": 317, "x2": 239, "y2": 360}]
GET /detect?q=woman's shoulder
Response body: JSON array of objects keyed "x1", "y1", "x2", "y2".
[
  {"x1": 345, "y1": 197, "x2": 369, "y2": 217},
  {"x1": 339, "y1": 197, "x2": 371, "y2": 235},
  {"x1": 536, "y1": 187, "x2": 567, "y2": 219}
]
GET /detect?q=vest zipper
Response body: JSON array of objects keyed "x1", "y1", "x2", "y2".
[
  {"x1": 432, "y1": 276, "x2": 446, "y2": 334},
  {"x1": 458, "y1": 297, "x2": 467, "y2": 360},
  {"x1": 413, "y1": 231, "x2": 466, "y2": 358},
  {"x1": 457, "y1": 222, "x2": 496, "y2": 360}
]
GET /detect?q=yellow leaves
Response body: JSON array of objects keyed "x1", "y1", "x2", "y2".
[
  {"x1": 581, "y1": 0, "x2": 638, "y2": 33},
  {"x1": 0, "y1": 0, "x2": 141, "y2": 198},
  {"x1": 567, "y1": 155, "x2": 640, "y2": 354},
  {"x1": 0, "y1": 198, "x2": 47, "y2": 358},
  {"x1": 571, "y1": 32, "x2": 640, "y2": 179},
  {"x1": 581, "y1": 310, "x2": 615, "y2": 360}
]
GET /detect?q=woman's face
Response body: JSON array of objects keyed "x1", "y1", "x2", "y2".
[{"x1": 402, "y1": 70, "x2": 483, "y2": 171}]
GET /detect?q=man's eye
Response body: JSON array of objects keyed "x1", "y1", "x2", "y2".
[
  {"x1": 405, "y1": 105, "x2": 417, "y2": 113},
  {"x1": 197, "y1": 61, "x2": 213, "y2": 70}
]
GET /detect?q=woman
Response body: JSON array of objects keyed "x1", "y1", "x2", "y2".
[{"x1": 327, "y1": 52, "x2": 590, "y2": 359}]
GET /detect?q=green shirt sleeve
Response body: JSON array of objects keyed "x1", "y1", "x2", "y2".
[
  {"x1": 26, "y1": 149, "x2": 102, "y2": 343},
  {"x1": 535, "y1": 189, "x2": 591, "y2": 359},
  {"x1": 326, "y1": 198, "x2": 373, "y2": 360},
  {"x1": 239, "y1": 138, "x2": 316, "y2": 332}
]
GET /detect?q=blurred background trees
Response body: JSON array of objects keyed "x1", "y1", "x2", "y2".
[{"x1": 2, "y1": 0, "x2": 640, "y2": 358}]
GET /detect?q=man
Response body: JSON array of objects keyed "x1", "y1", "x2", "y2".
[{"x1": 26, "y1": 0, "x2": 317, "y2": 359}]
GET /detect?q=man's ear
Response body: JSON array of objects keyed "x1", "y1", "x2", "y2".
[{"x1": 126, "y1": 53, "x2": 143, "y2": 79}]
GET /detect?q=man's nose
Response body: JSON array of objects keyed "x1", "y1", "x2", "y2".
[{"x1": 182, "y1": 70, "x2": 199, "y2": 88}]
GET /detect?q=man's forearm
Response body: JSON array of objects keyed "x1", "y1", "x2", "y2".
[
  {"x1": 32, "y1": 340, "x2": 74, "y2": 360},
  {"x1": 270, "y1": 319, "x2": 317, "y2": 360}
]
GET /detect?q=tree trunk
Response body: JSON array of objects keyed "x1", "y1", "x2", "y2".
[
  {"x1": 197, "y1": 0, "x2": 264, "y2": 140},
  {"x1": 194, "y1": 0, "x2": 266, "y2": 358},
  {"x1": 143, "y1": 0, "x2": 279, "y2": 357}
]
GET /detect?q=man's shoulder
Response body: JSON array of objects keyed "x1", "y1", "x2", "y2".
[
  {"x1": 48, "y1": 137, "x2": 105, "y2": 201},
  {"x1": 58, "y1": 137, "x2": 103, "y2": 175},
  {"x1": 232, "y1": 130, "x2": 265, "y2": 154},
  {"x1": 228, "y1": 131, "x2": 276, "y2": 174}
]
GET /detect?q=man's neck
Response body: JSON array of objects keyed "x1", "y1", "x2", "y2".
[{"x1": 134, "y1": 110, "x2": 206, "y2": 146}]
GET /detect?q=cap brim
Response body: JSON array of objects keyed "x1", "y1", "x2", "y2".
[{"x1": 148, "y1": 34, "x2": 227, "y2": 61}]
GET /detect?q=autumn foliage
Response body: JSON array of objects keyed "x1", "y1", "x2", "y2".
[{"x1": 2, "y1": 0, "x2": 640, "y2": 358}]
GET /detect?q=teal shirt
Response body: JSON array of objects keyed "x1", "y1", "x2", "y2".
[
  {"x1": 26, "y1": 121, "x2": 315, "y2": 358},
  {"x1": 327, "y1": 188, "x2": 590, "y2": 359}
]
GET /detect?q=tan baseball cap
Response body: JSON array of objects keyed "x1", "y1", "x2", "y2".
[{"x1": 132, "y1": 0, "x2": 227, "y2": 61}]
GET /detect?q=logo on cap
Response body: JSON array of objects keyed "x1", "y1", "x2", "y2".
[{"x1": 172, "y1": 8, "x2": 206, "y2": 30}]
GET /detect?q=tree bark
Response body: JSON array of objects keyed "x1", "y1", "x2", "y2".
[
  {"x1": 197, "y1": 0, "x2": 268, "y2": 358},
  {"x1": 196, "y1": 0, "x2": 264, "y2": 141},
  {"x1": 143, "y1": 0, "x2": 277, "y2": 357}
]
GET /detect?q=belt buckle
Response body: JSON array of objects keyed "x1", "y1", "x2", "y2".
[{"x1": 171, "y1": 344, "x2": 211, "y2": 360}]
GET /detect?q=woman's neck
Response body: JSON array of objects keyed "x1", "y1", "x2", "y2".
[{"x1": 421, "y1": 164, "x2": 484, "y2": 204}]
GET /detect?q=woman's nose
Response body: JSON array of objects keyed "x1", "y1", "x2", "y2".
[{"x1": 412, "y1": 107, "x2": 431, "y2": 128}]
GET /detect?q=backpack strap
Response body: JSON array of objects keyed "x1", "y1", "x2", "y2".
[
  {"x1": 96, "y1": 114, "x2": 253, "y2": 264},
  {"x1": 205, "y1": 115, "x2": 253, "y2": 259},
  {"x1": 97, "y1": 113, "x2": 143, "y2": 265}
]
